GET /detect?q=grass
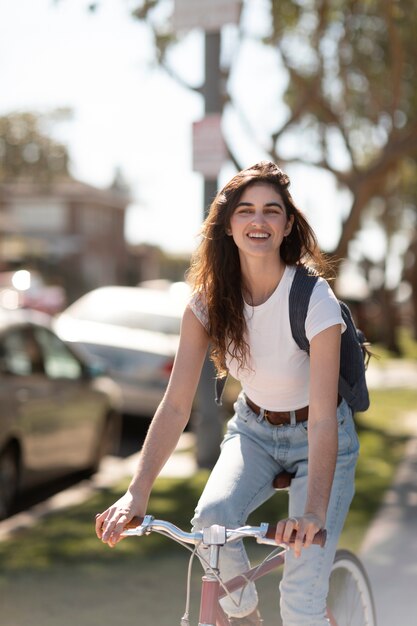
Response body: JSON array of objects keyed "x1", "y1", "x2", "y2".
[
  {"x1": 370, "y1": 327, "x2": 417, "y2": 361},
  {"x1": 341, "y1": 387, "x2": 417, "y2": 550},
  {"x1": 398, "y1": 328, "x2": 417, "y2": 359},
  {"x1": 1, "y1": 387, "x2": 416, "y2": 626},
  {"x1": 1, "y1": 388, "x2": 416, "y2": 571}
]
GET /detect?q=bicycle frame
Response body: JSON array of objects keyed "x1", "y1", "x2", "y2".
[
  {"x1": 200, "y1": 550, "x2": 342, "y2": 626},
  {"x1": 200, "y1": 547, "x2": 287, "y2": 626},
  {"x1": 121, "y1": 516, "x2": 375, "y2": 626},
  {"x1": 122, "y1": 516, "x2": 323, "y2": 626}
]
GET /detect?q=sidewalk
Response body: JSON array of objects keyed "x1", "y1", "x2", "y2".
[
  {"x1": 366, "y1": 359, "x2": 417, "y2": 389},
  {"x1": 359, "y1": 359, "x2": 417, "y2": 625},
  {"x1": 360, "y1": 434, "x2": 417, "y2": 626}
]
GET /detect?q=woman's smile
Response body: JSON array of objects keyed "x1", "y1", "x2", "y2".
[{"x1": 247, "y1": 231, "x2": 270, "y2": 239}]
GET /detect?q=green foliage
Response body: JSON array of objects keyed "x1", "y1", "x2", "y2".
[
  {"x1": 266, "y1": 0, "x2": 417, "y2": 167},
  {"x1": 0, "y1": 110, "x2": 71, "y2": 183}
]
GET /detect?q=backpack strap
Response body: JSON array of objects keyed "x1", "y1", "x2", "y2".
[
  {"x1": 289, "y1": 265, "x2": 370, "y2": 412},
  {"x1": 337, "y1": 373, "x2": 358, "y2": 407},
  {"x1": 215, "y1": 374, "x2": 227, "y2": 406},
  {"x1": 289, "y1": 265, "x2": 319, "y2": 353}
]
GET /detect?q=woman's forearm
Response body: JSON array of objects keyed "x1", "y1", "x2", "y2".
[
  {"x1": 128, "y1": 398, "x2": 190, "y2": 497},
  {"x1": 305, "y1": 417, "x2": 338, "y2": 524},
  {"x1": 96, "y1": 307, "x2": 209, "y2": 546}
]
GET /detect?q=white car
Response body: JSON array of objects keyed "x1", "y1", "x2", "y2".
[{"x1": 54, "y1": 283, "x2": 190, "y2": 419}]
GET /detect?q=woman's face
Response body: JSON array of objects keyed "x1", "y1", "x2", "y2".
[{"x1": 227, "y1": 183, "x2": 293, "y2": 261}]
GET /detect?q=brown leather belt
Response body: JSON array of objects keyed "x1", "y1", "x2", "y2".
[
  {"x1": 244, "y1": 395, "x2": 309, "y2": 426},
  {"x1": 244, "y1": 394, "x2": 342, "y2": 426}
]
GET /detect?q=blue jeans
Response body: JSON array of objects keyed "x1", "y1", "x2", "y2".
[{"x1": 191, "y1": 393, "x2": 359, "y2": 624}]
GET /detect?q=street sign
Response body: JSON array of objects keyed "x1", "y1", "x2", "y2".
[
  {"x1": 192, "y1": 114, "x2": 227, "y2": 179},
  {"x1": 173, "y1": 0, "x2": 242, "y2": 33}
]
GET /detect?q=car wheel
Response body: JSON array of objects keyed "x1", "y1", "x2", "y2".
[{"x1": 0, "y1": 446, "x2": 19, "y2": 520}]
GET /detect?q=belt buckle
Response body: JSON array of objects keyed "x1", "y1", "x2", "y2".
[{"x1": 263, "y1": 409, "x2": 284, "y2": 427}]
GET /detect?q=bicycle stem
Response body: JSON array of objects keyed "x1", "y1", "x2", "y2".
[
  {"x1": 198, "y1": 525, "x2": 229, "y2": 626},
  {"x1": 199, "y1": 567, "x2": 230, "y2": 626}
]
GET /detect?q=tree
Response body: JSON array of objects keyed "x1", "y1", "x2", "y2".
[
  {"x1": 122, "y1": 0, "x2": 417, "y2": 345},
  {"x1": 70, "y1": 1, "x2": 417, "y2": 263},
  {"x1": 263, "y1": 0, "x2": 417, "y2": 264},
  {"x1": 0, "y1": 110, "x2": 72, "y2": 184},
  {"x1": 404, "y1": 234, "x2": 417, "y2": 340}
]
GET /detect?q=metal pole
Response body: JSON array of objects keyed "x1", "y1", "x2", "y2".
[
  {"x1": 203, "y1": 31, "x2": 222, "y2": 214},
  {"x1": 194, "y1": 31, "x2": 225, "y2": 469}
]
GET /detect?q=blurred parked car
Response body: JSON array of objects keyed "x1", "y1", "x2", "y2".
[
  {"x1": 54, "y1": 283, "x2": 190, "y2": 419},
  {"x1": 0, "y1": 308, "x2": 122, "y2": 519}
]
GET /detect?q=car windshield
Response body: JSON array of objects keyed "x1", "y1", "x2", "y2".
[{"x1": 66, "y1": 289, "x2": 184, "y2": 335}]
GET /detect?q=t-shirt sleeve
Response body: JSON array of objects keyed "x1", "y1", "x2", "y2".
[
  {"x1": 189, "y1": 292, "x2": 209, "y2": 331},
  {"x1": 305, "y1": 278, "x2": 346, "y2": 342}
]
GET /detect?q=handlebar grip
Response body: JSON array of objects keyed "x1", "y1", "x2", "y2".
[
  {"x1": 124, "y1": 516, "x2": 145, "y2": 529},
  {"x1": 265, "y1": 525, "x2": 327, "y2": 547}
]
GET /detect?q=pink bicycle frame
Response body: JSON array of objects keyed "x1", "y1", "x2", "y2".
[
  {"x1": 199, "y1": 549, "x2": 337, "y2": 626},
  {"x1": 198, "y1": 545, "x2": 287, "y2": 626}
]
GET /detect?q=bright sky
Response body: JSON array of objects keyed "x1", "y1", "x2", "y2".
[
  {"x1": 0, "y1": 0, "x2": 367, "y2": 259},
  {"x1": 0, "y1": 0, "x2": 207, "y2": 253}
]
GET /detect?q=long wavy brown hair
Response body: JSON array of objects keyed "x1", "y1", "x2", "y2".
[{"x1": 187, "y1": 161, "x2": 331, "y2": 376}]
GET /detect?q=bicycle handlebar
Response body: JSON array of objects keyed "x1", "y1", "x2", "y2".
[{"x1": 122, "y1": 516, "x2": 327, "y2": 548}]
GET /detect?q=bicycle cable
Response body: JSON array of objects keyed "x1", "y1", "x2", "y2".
[
  {"x1": 137, "y1": 523, "x2": 288, "y2": 623},
  {"x1": 223, "y1": 545, "x2": 287, "y2": 610},
  {"x1": 181, "y1": 538, "x2": 288, "y2": 620},
  {"x1": 177, "y1": 542, "x2": 196, "y2": 626}
]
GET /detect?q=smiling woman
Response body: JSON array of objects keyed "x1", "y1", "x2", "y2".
[{"x1": 96, "y1": 161, "x2": 357, "y2": 626}]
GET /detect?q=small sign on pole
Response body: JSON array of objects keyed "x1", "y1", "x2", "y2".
[
  {"x1": 173, "y1": 0, "x2": 242, "y2": 33},
  {"x1": 193, "y1": 114, "x2": 227, "y2": 179}
]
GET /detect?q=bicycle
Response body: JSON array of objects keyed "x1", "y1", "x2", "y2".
[{"x1": 122, "y1": 515, "x2": 376, "y2": 626}]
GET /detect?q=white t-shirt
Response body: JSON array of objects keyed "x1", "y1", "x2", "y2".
[{"x1": 190, "y1": 265, "x2": 345, "y2": 411}]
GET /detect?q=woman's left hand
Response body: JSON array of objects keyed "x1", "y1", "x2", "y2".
[{"x1": 274, "y1": 513, "x2": 324, "y2": 558}]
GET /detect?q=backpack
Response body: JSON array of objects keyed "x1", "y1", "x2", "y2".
[
  {"x1": 215, "y1": 264, "x2": 371, "y2": 413},
  {"x1": 289, "y1": 264, "x2": 370, "y2": 413}
]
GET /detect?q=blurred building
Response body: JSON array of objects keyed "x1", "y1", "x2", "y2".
[
  {"x1": 0, "y1": 178, "x2": 130, "y2": 303},
  {"x1": 0, "y1": 112, "x2": 189, "y2": 310}
]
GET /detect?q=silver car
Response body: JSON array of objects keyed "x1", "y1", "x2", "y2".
[
  {"x1": 54, "y1": 283, "x2": 190, "y2": 419},
  {"x1": 0, "y1": 308, "x2": 122, "y2": 519}
]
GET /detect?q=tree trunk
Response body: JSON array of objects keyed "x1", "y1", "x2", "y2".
[{"x1": 378, "y1": 287, "x2": 402, "y2": 355}]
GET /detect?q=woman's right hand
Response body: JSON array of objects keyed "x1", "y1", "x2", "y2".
[{"x1": 95, "y1": 490, "x2": 148, "y2": 547}]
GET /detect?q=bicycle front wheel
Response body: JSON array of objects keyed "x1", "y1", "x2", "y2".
[{"x1": 326, "y1": 550, "x2": 376, "y2": 626}]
